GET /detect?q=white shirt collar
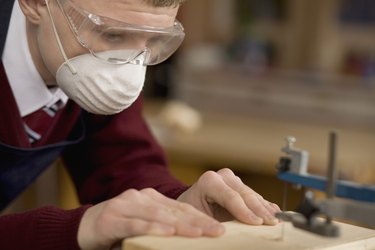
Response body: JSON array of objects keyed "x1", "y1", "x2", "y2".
[{"x1": 2, "y1": 1, "x2": 68, "y2": 117}]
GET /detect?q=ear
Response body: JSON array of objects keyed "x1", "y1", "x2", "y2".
[{"x1": 18, "y1": 0, "x2": 47, "y2": 24}]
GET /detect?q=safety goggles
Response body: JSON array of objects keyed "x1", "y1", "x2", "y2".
[{"x1": 55, "y1": 0, "x2": 185, "y2": 65}]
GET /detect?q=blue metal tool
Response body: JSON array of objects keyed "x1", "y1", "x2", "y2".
[{"x1": 275, "y1": 132, "x2": 375, "y2": 236}]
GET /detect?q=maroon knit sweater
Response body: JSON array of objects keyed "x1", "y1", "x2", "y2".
[{"x1": 0, "y1": 62, "x2": 188, "y2": 249}]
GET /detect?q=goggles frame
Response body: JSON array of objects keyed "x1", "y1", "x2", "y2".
[{"x1": 55, "y1": 0, "x2": 185, "y2": 65}]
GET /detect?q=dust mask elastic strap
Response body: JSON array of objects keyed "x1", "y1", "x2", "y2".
[{"x1": 44, "y1": 0, "x2": 77, "y2": 74}]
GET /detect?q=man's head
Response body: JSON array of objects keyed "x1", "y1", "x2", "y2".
[
  {"x1": 19, "y1": 0, "x2": 184, "y2": 84},
  {"x1": 17, "y1": 0, "x2": 186, "y2": 114}
]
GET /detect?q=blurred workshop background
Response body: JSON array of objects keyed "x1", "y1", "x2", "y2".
[{"x1": 4, "y1": 0, "x2": 375, "y2": 221}]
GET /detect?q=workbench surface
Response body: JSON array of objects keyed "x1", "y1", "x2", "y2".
[{"x1": 123, "y1": 220, "x2": 375, "y2": 250}]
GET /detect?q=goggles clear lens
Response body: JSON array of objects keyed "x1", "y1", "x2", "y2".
[{"x1": 56, "y1": 0, "x2": 185, "y2": 65}]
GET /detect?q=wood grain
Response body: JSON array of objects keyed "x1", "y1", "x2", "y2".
[{"x1": 123, "y1": 220, "x2": 375, "y2": 250}]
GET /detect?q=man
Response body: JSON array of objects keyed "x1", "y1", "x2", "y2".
[{"x1": 0, "y1": 0, "x2": 280, "y2": 249}]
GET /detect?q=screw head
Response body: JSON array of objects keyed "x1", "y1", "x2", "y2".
[{"x1": 285, "y1": 136, "x2": 296, "y2": 148}]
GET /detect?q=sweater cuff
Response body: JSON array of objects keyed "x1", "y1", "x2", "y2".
[{"x1": 37, "y1": 205, "x2": 91, "y2": 250}]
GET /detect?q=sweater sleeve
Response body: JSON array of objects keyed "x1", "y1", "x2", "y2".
[
  {"x1": 0, "y1": 205, "x2": 90, "y2": 250},
  {"x1": 62, "y1": 95, "x2": 188, "y2": 204}
]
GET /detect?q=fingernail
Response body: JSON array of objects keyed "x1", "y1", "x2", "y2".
[
  {"x1": 265, "y1": 217, "x2": 279, "y2": 225},
  {"x1": 250, "y1": 215, "x2": 263, "y2": 225}
]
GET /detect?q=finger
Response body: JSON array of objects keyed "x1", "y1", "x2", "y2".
[
  {"x1": 266, "y1": 202, "x2": 281, "y2": 215},
  {"x1": 114, "y1": 218, "x2": 176, "y2": 238},
  {"x1": 118, "y1": 189, "x2": 223, "y2": 237},
  {"x1": 217, "y1": 169, "x2": 279, "y2": 225},
  {"x1": 200, "y1": 171, "x2": 263, "y2": 225},
  {"x1": 140, "y1": 188, "x2": 209, "y2": 218},
  {"x1": 139, "y1": 188, "x2": 224, "y2": 236},
  {"x1": 254, "y1": 196, "x2": 280, "y2": 225},
  {"x1": 259, "y1": 197, "x2": 281, "y2": 214},
  {"x1": 270, "y1": 201, "x2": 281, "y2": 212},
  {"x1": 253, "y1": 192, "x2": 281, "y2": 214},
  {"x1": 218, "y1": 169, "x2": 279, "y2": 223}
]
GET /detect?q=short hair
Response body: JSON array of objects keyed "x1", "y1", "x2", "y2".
[{"x1": 143, "y1": 0, "x2": 187, "y2": 7}]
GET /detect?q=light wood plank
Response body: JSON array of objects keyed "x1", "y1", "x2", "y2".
[{"x1": 123, "y1": 220, "x2": 375, "y2": 250}]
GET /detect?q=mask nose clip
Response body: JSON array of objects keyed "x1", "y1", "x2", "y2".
[
  {"x1": 130, "y1": 49, "x2": 150, "y2": 65},
  {"x1": 107, "y1": 49, "x2": 148, "y2": 65}
]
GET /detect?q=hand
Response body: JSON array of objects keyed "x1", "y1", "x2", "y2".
[
  {"x1": 177, "y1": 168, "x2": 280, "y2": 225},
  {"x1": 77, "y1": 188, "x2": 225, "y2": 250}
]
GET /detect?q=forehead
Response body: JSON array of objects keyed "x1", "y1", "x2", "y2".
[{"x1": 72, "y1": 0, "x2": 179, "y2": 27}]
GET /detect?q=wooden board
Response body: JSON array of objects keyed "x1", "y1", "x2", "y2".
[{"x1": 123, "y1": 220, "x2": 375, "y2": 250}]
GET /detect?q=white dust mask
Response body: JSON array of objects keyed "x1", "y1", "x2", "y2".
[
  {"x1": 45, "y1": 0, "x2": 146, "y2": 115},
  {"x1": 56, "y1": 51, "x2": 146, "y2": 115}
]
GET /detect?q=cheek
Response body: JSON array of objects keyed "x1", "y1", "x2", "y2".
[
  {"x1": 37, "y1": 24, "x2": 63, "y2": 76},
  {"x1": 36, "y1": 18, "x2": 88, "y2": 77}
]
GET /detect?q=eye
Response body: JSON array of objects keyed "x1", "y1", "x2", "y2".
[{"x1": 101, "y1": 30, "x2": 127, "y2": 43}]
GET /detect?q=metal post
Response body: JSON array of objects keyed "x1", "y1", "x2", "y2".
[{"x1": 326, "y1": 131, "x2": 338, "y2": 223}]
